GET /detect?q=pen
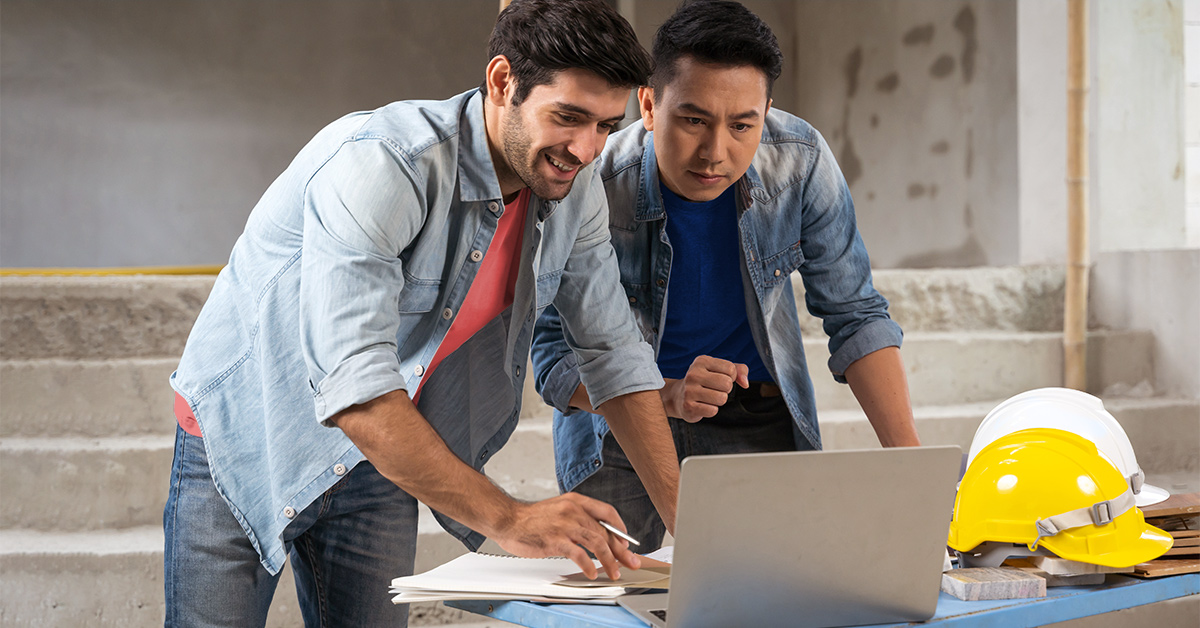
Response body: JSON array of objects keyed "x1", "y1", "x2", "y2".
[{"x1": 598, "y1": 520, "x2": 640, "y2": 547}]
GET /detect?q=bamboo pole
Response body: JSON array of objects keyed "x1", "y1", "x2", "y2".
[{"x1": 1064, "y1": 0, "x2": 1089, "y2": 391}]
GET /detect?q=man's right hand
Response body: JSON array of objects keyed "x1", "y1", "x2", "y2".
[
  {"x1": 492, "y1": 493, "x2": 641, "y2": 581},
  {"x1": 661, "y1": 355, "x2": 749, "y2": 422}
]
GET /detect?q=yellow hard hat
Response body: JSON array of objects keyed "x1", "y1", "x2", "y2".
[{"x1": 948, "y1": 427, "x2": 1172, "y2": 568}]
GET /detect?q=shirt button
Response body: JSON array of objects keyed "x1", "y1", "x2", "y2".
[
  {"x1": 656, "y1": 279, "x2": 666, "y2": 287},
  {"x1": 488, "y1": 201, "x2": 499, "y2": 212},
  {"x1": 470, "y1": 250, "x2": 483, "y2": 262},
  {"x1": 334, "y1": 463, "x2": 347, "y2": 476},
  {"x1": 442, "y1": 307, "x2": 454, "y2": 320},
  {"x1": 514, "y1": 365, "x2": 521, "y2": 377},
  {"x1": 593, "y1": 459, "x2": 602, "y2": 468},
  {"x1": 628, "y1": 296, "x2": 637, "y2": 304},
  {"x1": 774, "y1": 269, "x2": 782, "y2": 277},
  {"x1": 414, "y1": 364, "x2": 425, "y2": 376},
  {"x1": 283, "y1": 506, "x2": 296, "y2": 519}
]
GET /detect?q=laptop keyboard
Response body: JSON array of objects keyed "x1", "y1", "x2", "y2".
[{"x1": 651, "y1": 609, "x2": 668, "y2": 621}]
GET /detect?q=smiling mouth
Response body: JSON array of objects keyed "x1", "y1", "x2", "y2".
[
  {"x1": 691, "y1": 171, "x2": 724, "y2": 182},
  {"x1": 547, "y1": 154, "x2": 579, "y2": 174}
]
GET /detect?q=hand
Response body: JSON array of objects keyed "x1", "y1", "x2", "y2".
[
  {"x1": 491, "y1": 493, "x2": 642, "y2": 580},
  {"x1": 661, "y1": 356, "x2": 749, "y2": 422}
]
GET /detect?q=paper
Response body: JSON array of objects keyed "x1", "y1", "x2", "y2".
[{"x1": 389, "y1": 552, "x2": 628, "y2": 604}]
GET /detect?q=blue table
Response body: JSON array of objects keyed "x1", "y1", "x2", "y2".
[{"x1": 448, "y1": 573, "x2": 1199, "y2": 627}]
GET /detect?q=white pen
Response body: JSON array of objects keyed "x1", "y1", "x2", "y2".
[{"x1": 598, "y1": 520, "x2": 641, "y2": 547}]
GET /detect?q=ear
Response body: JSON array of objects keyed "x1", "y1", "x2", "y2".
[
  {"x1": 485, "y1": 55, "x2": 515, "y2": 108},
  {"x1": 638, "y1": 86, "x2": 656, "y2": 132},
  {"x1": 766, "y1": 97, "x2": 773, "y2": 116}
]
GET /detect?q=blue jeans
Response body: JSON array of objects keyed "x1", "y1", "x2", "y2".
[
  {"x1": 574, "y1": 383, "x2": 813, "y2": 552},
  {"x1": 163, "y1": 427, "x2": 417, "y2": 627}
]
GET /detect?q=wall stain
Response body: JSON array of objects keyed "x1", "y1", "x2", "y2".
[
  {"x1": 896, "y1": 204, "x2": 987, "y2": 268},
  {"x1": 868, "y1": 191, "x2": 876, "y2": 201},
  {"x1": 907, "y1": 183, "x2": 927, "y2": 199},
  {"x1": 870, "y1": 114, "x2": 879, "y2": 128},
  {"x1": 966, "y1": 129, "x2": 974, "y2": 178},
  {"x1": 844, "y1": 46, "x2": 863, "y2": 98},
  {"x1": 876, "y1": 72, "x2": 900, "y2": 93},
  {"x1": 954, "y1": 5, "x2": 977, "y2": 83},
  {"x1": 930, "y1": 54, "x2": 955, "y2": 78},
  {"x1": 930, "y1": 184, "x2": 939, "y2": 198},
  {"x1": 903, "y1": 23, "x2": 935, "y2": 46},
  {"x1": 840, "y1": 123, "x2": 864, "y2": 187},
  {"x1": 931, "y1": 140, "x2": 950, "y2": 154}
]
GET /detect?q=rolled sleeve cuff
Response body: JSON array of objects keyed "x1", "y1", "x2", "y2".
[
  {"x1": 828, "y1": 318, "x2": 904, "y2": 384},
  {"x1": 579, "y1": 341, "x2": 664, "y2": 410},
  {"x1": 312, "y1": 348, "x2": 406, "y2": 426},
  {"x1": 542, "y1": 351, "x2": 584, "y2": 414}
]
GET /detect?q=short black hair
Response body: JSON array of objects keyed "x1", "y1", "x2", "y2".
[
  {"x1": 651, "y1": 0, "x2": 782, "y2": 100},
  {"x1": 481, "y1": 0, "x2": 652, "y2": 106}
]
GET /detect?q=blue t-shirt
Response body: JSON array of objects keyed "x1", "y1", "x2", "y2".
[{"x1": 656, "y1": 183, "x2": 773, "y2": 382}]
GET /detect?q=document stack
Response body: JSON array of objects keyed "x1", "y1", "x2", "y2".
[{"x1": 389, "y1": 552, "x2": 670, "y2": 605}]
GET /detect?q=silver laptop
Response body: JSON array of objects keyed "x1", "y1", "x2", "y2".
[{"x1": 618, "y1": 446, "x2": 960, "y2": 628}]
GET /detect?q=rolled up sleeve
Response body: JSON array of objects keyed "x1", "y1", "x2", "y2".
[
  {"x1": 551, "y1": 176, "x2": 663, "y2": 410},
  {"x1": 299, "y1": 138, "x2": 425, "y2": 425},
  {"x1": 797, "y1": 130, "x2": 903, "y2": 384},
  {"x1": 531, "y1": 304, "x2": 583, "y2": 414}
]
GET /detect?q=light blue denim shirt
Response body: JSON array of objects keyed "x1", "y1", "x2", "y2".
[
  {"x1": 531, "y1": 109, "x2": 902, "y2": 493},
  {"x1": 170, "y1": 90, "x2": 662, "y2": 574}
]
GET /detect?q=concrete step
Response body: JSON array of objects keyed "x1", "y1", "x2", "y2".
[
  {"x1": 0, "y1": 276, "x2": 215, "y2": 361},
  {"x1": 0, "y1": 267, "x2": 1064, "y2": 360},
  {"x1": 819, "y1": 397, "x2": 1200, "y2": 479},
  {"x1": 0, "y1": 329, "x2": 1154, "y2": 437},
  {"x1": 0, "y1": 415, "x2": 558, "y2": 532},
  {"x1": 804, "y1": 265, "x2": 1066, "y2": 335},
  {"x1": 6, "y1": 395, "x2": 1195, "y2": 534},
  {"x1": 0, "y1": 526, "x2": 493, "y2": 627}
]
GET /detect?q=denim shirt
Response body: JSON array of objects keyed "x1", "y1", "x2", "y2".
[
  {"x1": 170, "y1": 90, "x2": 662, "y2": 575},
  {"x1": 531, "y1": 109, "x2": 902, "y2": 493}
]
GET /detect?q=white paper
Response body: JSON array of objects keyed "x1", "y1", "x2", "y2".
[
  {"x1": 388, "y1": 552, "x2": 626, "y2": 603},
  {"x1": 643, "y1": 545, "x2": 674, "y2": 564}
]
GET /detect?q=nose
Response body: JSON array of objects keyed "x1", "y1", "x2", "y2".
[
  {"x1": 698, "y1": 129, "x2": 726, "y2": 164},
  {"x1": 565, "y1": 127, "x2": 602, "y2": 166}
]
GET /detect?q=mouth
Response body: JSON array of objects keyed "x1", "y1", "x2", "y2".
[
  {"x1": 689, "y1": 170, "x2": 725, "y2": 185},
  {"x1": 545, "y1": 154, "x2": 579, "y2": 178}
]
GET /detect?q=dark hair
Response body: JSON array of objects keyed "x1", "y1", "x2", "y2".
[
  {"x1": 481, "y1": 0, "x2": 652, "y2": 106},
  {"x1": 651, "y1": 0, "x2": 782, "y2": 99}
]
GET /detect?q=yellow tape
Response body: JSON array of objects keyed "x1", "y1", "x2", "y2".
[{"x1": 0, "y1": 266, "x2": 224, "y2": 276}]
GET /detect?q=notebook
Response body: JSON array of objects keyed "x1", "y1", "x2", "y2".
[{"x1": 618, "y1": 446, "x2": 961, "y2": 628}]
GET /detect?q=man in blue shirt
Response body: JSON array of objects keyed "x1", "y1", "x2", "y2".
[
  {"x1": 164, "y1": 1, "x2": 682, "y2": 625},
  {"x1": 532, "y1": 0, "x2": 922, "y2": 552}
]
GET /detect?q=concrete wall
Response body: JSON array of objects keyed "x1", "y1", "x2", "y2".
[
  {"x1": 0, "y1": 0, "x2": 1193, "y2": 268},
  {"x1": 1188, "y1": 0, "x2": 1200, "y2": 247},
  {"x1": 1091, "y1": 249, "x2": 1200, "y2": 399},
  {"x1": 0, "y1": 0, "x2": 498, "y2": 268},
  {"x1": 789, "y1": 0, "x2": 1020, "y2": 269}
]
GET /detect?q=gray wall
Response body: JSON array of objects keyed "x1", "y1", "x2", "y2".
[
  {"x1": 789, "y1": 0, "x2": 1019, "y2": 269},
  {"x1": 1, "y1": 1, "x2": 498, "y2": 267}
]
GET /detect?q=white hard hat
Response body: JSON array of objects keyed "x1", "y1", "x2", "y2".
[{"x1": 967, "y1": 388, "x2": 1169, "y2": 507}]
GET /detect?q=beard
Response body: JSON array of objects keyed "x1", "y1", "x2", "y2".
[{"x1": 501, "y1": 107, "x2": 577, "y2": 201}]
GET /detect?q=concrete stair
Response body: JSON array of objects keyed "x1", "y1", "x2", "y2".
[{"x1": 1, "y1": 267, "x2": 1197, "y2": 627}]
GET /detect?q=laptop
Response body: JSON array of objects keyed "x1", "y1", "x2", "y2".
[{"x1": 618, "y1": 446, "x2": 960, "y2": 628}]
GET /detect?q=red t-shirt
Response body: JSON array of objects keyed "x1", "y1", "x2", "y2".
[{"x1": 174, "y1": 189, "x2": 531, "y2": 437}]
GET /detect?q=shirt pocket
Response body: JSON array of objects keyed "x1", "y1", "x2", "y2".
[
  {"x1": 397, "y1": 278, "x2": 442, "y2": 313},
  {"x1": 536, "y1": 269, "x2": 563, "y2": 310},
  {"x1": 759, "y1": 242, "x2": 804, "y2": 288}
]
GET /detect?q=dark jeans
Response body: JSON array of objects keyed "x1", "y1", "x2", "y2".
[
  {"x1": 574, "y1": 382, "x2": 812, "y2": 552},
  {"x1": 163, "y1": 427, "x2": 417, "y2": 627}
]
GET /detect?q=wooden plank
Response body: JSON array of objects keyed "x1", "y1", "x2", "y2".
[
  {"x1": 1161, "y1": 545, "x2": 1200, "y2": 557},
  {"x1": 1141, "y1": 492, "x2": 1200, "y2": 518},
  {"x1": 940, "y1": 567, "x2": 1046, "y2": 601},
  {"x1": 1132, "y1": 559, "x2": 1200, "y2": 578},
  {"x1": 1168, "y1": 536, "x2": 1200, "y2": 547},
  {"x1": 1025, "y1": 556, "x2": 1133, "y2": 575},
  {"x1": 1169, "y1": 529, "x2": 1200, "y2": 539}
]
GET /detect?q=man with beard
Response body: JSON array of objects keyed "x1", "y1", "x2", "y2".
[
  {"x1": 532, "y1": 0, "x2": 921, "y2": 552},
  {"x1": 164, "y1": 1, "x2": 679, "y2": 625}
]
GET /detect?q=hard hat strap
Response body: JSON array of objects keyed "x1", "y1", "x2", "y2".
[
  {"x1": 1032, "y1": 488, "x2": 1135, "y2": 549},
  {"x1": 1129, "y1": 469, "x2": 1144, "y2": 494}
]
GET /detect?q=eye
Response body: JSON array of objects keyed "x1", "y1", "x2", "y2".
[
  {"x1": 598, "y1": 122, "x2": 617, "y2": 133},
  {"x1": 733, "y1": 124, "x2": 752, "y2": 132},
  {"x1": 685, "y1": 117, "x2": 704, "y2": 126},
  {"x1": 558, "y1": 113, "x2": 578, "y2": 124}
]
